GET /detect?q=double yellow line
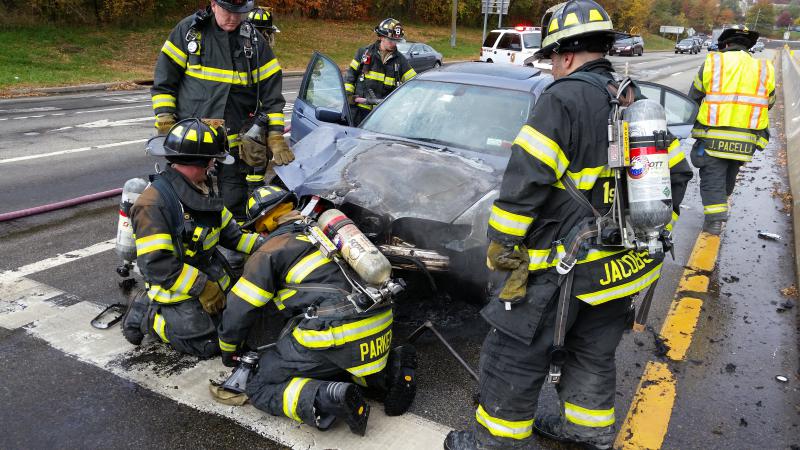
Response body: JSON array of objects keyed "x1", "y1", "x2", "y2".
[{"x1": 614, "y1": 232, "x2": 722, "y2": 449}]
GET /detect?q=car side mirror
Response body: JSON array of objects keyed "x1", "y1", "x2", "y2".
[
  {"x1": 637, "y1": 81, "x2": 699, "y2": 139},
  {"x1": 316, "y1": 107, "x2": 344, "y2": 124}
]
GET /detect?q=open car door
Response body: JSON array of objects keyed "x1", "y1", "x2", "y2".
[
  {"x1": 290, "y1": 52, "x2": 353, "y2": 145},
  {"x1": 637, "y1": 81, "x2": 698, "y2": 139}
]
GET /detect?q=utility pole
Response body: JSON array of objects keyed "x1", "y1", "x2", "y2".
[
  {"x1": 482, "y1": 0, "x2": 490, "y2": 43},
  {"x1": 754, "y1": 7, "x2": 761, "y2": 30},
  {"x1": 498, "y1": 0, "x2": 504, "y2": 28},
  {"x1": 450, "y1": 0, "x2": 458, "y2": 48}
]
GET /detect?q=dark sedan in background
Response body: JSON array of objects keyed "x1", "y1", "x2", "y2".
[
  {"x1": 609, "y1": 35, "x2": 644, "y2": 56},
  {"x1": 396, "y1": 41, "x2": 443, "y2": 72},
  {"x1": 675, "y1": 38, "x2": 701, "y2": 54}
]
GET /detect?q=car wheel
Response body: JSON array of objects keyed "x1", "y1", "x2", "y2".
[
  {"x1": 434, "y1": 61, "x2": 441, "y2": 68},
  {"x1": 486, "y1": 59, "x2": 493, "y2": 63}
]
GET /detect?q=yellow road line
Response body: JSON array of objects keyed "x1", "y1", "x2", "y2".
[
  {"x1": 615, "y1": 230, "x2": 722, "y2": 449},
  {"x1": 614, "y1": 361, "x2": 676, "y2": 450}
]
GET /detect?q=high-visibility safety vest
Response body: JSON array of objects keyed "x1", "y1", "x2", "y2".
[{"x1": 692, "y1": 51, "x2": 774, "y2": 162}]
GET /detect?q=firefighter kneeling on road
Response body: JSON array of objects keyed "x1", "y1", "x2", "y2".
[
  {"x1": 445, "y1": 1, "x2": 693, "y2": 449},
  {"x1": 212, "y1": 186, "x2": 417, "y2": 435},
  {"x1": 688, "y1": 25, "x2": 775, "y2": 235},
  {"x1": 122, "y1": 119, "x2": 263, "y2": 357},
  {"x1": 344, "y1": 18, "x2": 417, "y2": 126}
]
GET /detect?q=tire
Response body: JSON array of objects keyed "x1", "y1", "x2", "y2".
[
  {"x1": 434, "y1": 61, "x2": 441, "y2": 68},
  {"x1": 486, "y1": 59, "x2": 493, "y2": 63}
]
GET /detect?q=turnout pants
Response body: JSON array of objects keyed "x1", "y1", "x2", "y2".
[
  {"x1": 474, "y1": 284, "x2": 632, "y2": 449},
  {"x1": 146, "y1": 299, "x2": 220, "y2": 358},
  {"x1": 691, "y1": 140, "x2": 743, "y2": 222},
  {"x1": 246, "y1": 317, "x2": 393, "y2": 427},
  {"x1": 218, "y1": 159, "x2": 249, "y2": 222}
]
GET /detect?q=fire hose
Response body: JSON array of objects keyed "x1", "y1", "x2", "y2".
[{"x1": 0, "y1": 188, "x2": 122, "y2": 222}]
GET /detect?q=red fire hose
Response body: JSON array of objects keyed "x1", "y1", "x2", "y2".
[{"x1": 0, "y1": 188, "x2": 122, "y2": 222}]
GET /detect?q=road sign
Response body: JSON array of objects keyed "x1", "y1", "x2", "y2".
[
  {"x1": 482, "y1": 0, "x2": 510, "y2": 14},
  {"x1": 687, "y1": 27, "x2": 695, "y2": 36},
  {"x1": 785, "y1": 31, "x2": 791, "y2": 40},
  {"x1": 660, "y1": 25, "x2": 685, "y2": 34}
]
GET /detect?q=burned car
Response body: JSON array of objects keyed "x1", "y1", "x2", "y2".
[{"x1": 277, "y1": 53, "x2": 698, "y2": 299}]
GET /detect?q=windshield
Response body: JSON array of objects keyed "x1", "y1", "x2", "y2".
[
  {"x1": 615, "y1": 38, "x2": 633, "y2": 45},
  {"x1": 522, "y1": 33, "x2": 542, "y2": 48},
  {"x1": 361, "y1": 80, "x2": 532, "y2": 155},
  {"x1": 396, "y1": 42, "x2": 412, "y2": 53},
  {"x1": 679, "y1": 39, "x2": 693, "y2": 44}
]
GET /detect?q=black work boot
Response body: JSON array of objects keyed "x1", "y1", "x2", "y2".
[
  {"x1": 121, "y1": 290, "x2": 149, "y2": 345},
  {"x1": 384, "y1": 345, "x2": 418, "y2": 416},
  {"x1": 443, "y1": 430, "x2": 479, "y2": 450},
  {"x1": 314, "y1": 382, "x2": 370, "y2": 436},
  {"x1": 702, "y1": 219, "x2": 725, "y2": 235},
  {"x1": 534, "y1": 415, "x2": 611, "y2": 450}
]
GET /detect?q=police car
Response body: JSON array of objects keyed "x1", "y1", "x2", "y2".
[{"x1": 480, "y1": 26, "x2": 542, "y2": 66}]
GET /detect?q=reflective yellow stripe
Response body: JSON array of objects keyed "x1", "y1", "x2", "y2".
[
  {"x1": 488, "y1": 204, "x2": 533, "y2": 237},
  {"x1": 564, "y1": 402, "x2": 615, "y2": 427},
  {"x1": 344, "y1": 83, "x2": 355, "y2": 93},
  {"x1": 246, "y1": 174, "x2": 265, "y2": 182},
  {"x1": 401, "y1": 68, "x2": 416, "y2": 82},
  {"x1": 219, "y1": 338, "x2": 237, "y2": 352},
  {"x1": 527, "y1": 246, "x2": 625, "y2": 272},
  {"x1": 185, "y1": 64, "x2": 250, "y2": 85},
  {"x1": 383, "y1": 76, "x2": 396, "y2": 87},
  {"x1": 161, "y1": 40, "x2": 187, "y2": 68},
  {"x1": 147, "y1": 284, "x2": 192, "y2": 304},
  {"x1": 691, "y1": 128, "x2": 760, "y2": 143},
  {"x1": 231, "y1": 277, "x2": 273, "y2": 307},
  {"x1": 693, "y1": 74, "x2": 703, "y2": 91},
  {"x1": 217, "y1": 273, "x2": 231, "y2": 291},
  {"x1": 552, "y1": 165, "x2": 613, "y2": 190},
  {"x1": 274, "y1": 288, "x2": 297, "y2": 310},
  {"x1": 267, "y1": 112, "x2": 284, "y2": 126},
  {"x1": 667, "y1": 140, "x2": 685, "y2": 168},
  {"x1": 221, "y1": 208, "x2": 234, "y2": 228},
  {"x1": 252, "y1": 58, "x2": 281, "y2": 83},
  {"x1": 228, "y1": 133, "x2": 241, "y2": 149},
  {"x1": 135, "y1": 233, "x2": 174, "y2": 256},
  {"x1": 576, "y1": 264, "x2": 662, "y2": 305},
  {"x1": 347, "y1": 352, "x2": 390, "y2": 376},
  {"x1": 236, "y1": 233, "x2": 258, "y2": 253},
  {"x1": 665, "y1": 211, "x2": 679, "y2": 232},
  {"x1": 704, "y1": 148, "x2": 753, "y2": 161},
  {"x1": 168, "y1": 264, "x2": 199, "y2": 295},
  {"x1": 703, "y1": 203, "x2": 728, "y2": 214},
  {"x1": 292, "y1": 309, "x2": 393, "y2": 349},
  {"x1": 282, "y1": 377, "x2": 311, "y2": 422},
  {"x1": 365, "y1": 71, "x2": 385, "y2": 81},
  {"x1": 514, "y1": 125, "x2": 569, "y2": 178},
  {"x1": 357, "y1": 103, "x2": 373, "y2": 110},
  {"x1": 153, "y1": 313, "x2": 169, "y2": 342},
  {"x1": 203, "y1": 227, "x2": 220, "y2": 250},
  {"x1": 152, "y1": 94, "x2": 176, "y2": 110},
  {"x1": 475, "y1": 405, "x2": 533, "y2": 439},
  {"x1": 349, "y1": 59, "x2": 360, "y2": 70},
  {"x1": 286, "y1": 250, "x2": 330, "y2": 284}
]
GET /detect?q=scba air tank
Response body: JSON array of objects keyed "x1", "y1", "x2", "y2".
[
  {"x1": 623, "y1": 99, "x2": 673, "y2": 245},
  {"x1": 317, "y1": 209, "x2": 391, "y2": 286},
  {"x1": 115, "y1": 177, "x2": 149, "y2": 262}
]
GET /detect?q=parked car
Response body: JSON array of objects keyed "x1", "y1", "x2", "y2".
[
  {"x1": 750, "y1": 40, "x2": 765, "y2": 52},
  {"x1": 396, "y1": 41, "x2": 443, "y2": 72},
  {"x1": 609, "y1": 35, "x2": 644, "y2": 56},
  {"x1": 480, "y1": 26, "x2": 542, "y2": 66},
  {"x1": 702, "y1": 39, "x2": 713, "y2": 48},
  {"x1": 708, "y1": 42, "x2": 719, "y2": 51},
  {"x1": 284, "y1": 52, "x2": 699, "y2": 298},
  {"x1": 675, "y1": 38, "x2": 700, "y2": 54}
]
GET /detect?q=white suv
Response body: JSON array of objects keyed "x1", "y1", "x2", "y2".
[{"x1": 480, "y1": 26, "x2": 542, "y2": 66}]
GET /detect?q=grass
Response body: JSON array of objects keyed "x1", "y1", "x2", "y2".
[
  {"x1": 0, "y1": 17, "x2": 484, "y2": 92},
  {"x1": 641, "y1": 32, "x2": 680, "y2": 51}
]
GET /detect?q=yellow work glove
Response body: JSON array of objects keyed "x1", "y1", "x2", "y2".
[
  {"x1": 155, "y1": 113, "x2": 176, "y2": 136},
  {"x1": 486, "y1": 241, "x2": 529, "y2": 304},
  {"x1": 268, "y1": 131, "x2": 295, "y2": 166},
  {"x1": 240, "y1": 133, "x2": 268, "y2": 167},
  {"x1": 198, "y1": 280, "x2": 226, "y2": 315}
]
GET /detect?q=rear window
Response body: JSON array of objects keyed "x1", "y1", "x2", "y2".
[
  {"x1": 616, "y1": 38, "x2": 634, "y2": 45},
  {"x1": 522, "y1": 32, "x2": 541, "y2": 48},
  {"x1": 679, "y1": 39, "x2": 693, "y2": 44},
  {"x1": 497, "y1": 33, "x2": 522, "y2": 51},
  {"x1": 483, "y1": 31, "x2": 502, "y2": 48}
]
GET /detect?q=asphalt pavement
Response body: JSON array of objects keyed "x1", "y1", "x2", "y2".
[{"x1": 0, "y1": 50, "x2": 797, "y2": 449}]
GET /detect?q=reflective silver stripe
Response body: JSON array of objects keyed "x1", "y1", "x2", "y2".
[
  {"x1": 692, "y1": 128, "x2": 759, "y2": 144},
  {"x1": 703, "y1": 203, "x2": 728, "y2": 214},
  {"x1": 169, "y1": 264, "x2": 199, "y2": 294},
  {"x1": 708, "y1": 104, "x2": 718, "y2": 125},
  {"x1": 292, "y1": 309, "x2": 393, "y2": 348},
  {"x1": 285, "y1": 250, "x2": 330, "y2": 284},
  {"x1": 704, "y1": 94, "x2": 770, "y2": 106},
  {"x1": 711, "y1": 53, "x2": 722, "y2": 92},
  {"x1": 347, "y1": 352, "x2": 390, "y2": 376},
  {"x1": 475, "y1": 405, "x2": 533, "y2": 439},
  {"x1": 514, "y1": 125, "x2": 569, "y2": 177},
  {"x1": 147, "y1": 285, "x2": 192, "y2": 303},
  {"x1": 488, "y1": 204, "x2": 533, "y2": 237},
  {"x1": 153, "y1": 313, "x2": 169, "y2": 342},
  {"x1": 282, "y1": 378, "x2": 311, "y2": 422},
  {"x1": 231, "y1": 277, "x2": 273, "y2": 307},
  {"x1": 757, "y1": 61, "x2": 768, "y2": 96},
  {"x1": 564, "y1": 402, "x2": 615, "y2": 427}
]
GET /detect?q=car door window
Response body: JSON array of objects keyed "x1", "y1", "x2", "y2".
[
  {"x1": 301, "y1": 54, "x2": 346, "y2": 111},
  {"x1": 483, "y1": 31, "x2": 502, "y2": 48},
  {"x1": 497, "y1": 33, "x2": 521, "y2": 51},
  {"x1": 423, "y1": 45, "x2": 434, "y2": 53}
]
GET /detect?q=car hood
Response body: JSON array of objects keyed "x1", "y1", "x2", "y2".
[{"x1": 276, "y1": 127, "x2": 501, "y2": 224}]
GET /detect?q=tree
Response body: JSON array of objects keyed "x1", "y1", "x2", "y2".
[
  {"x1": 777, "y1": 9, "x2": 794, "y2": 27},
  {"x1": 745, "y1": 0, "x2": 775, "y2": 35},
  {"x1": 717, "y1": 8, "x2": 736, "y2": 26}
]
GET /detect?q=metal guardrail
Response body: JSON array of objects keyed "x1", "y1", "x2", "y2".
[{"x1": 780, "y1": 47, "x2": 800, "y2": 282}]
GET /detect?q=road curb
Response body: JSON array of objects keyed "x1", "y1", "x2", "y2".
[{"x1": 781, "y1": 48, "x2": 800, "y2": 283}]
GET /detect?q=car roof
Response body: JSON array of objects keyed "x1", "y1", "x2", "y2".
[{"x1": 416, "y1": 62, "x2": 550, "y2": 93}]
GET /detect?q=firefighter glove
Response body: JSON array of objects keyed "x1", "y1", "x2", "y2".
[
  {"x1": 199, "y1": 280, "x2": 226, "y2": 315},
  {"x1": 268, "y1": 131, "x2": 294, "y2": 165},
  {"x1": 498, "y1": 257, "x2": 529, "y2": 303},
  {"x1": 155, "y1": 113, "x2": 176, "y2": 136},
  {"x1": 241, "y1": 133, "x2": 268, "y2": 168},
  {"x1": 209, "y1": 382, "x2": 248, "y2": 406},
  {"x1": 486, "y1": 241, "x2": 527, "y2": 271}
]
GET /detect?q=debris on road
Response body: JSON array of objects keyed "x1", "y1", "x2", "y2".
[
  {"x1": 780, "y1": 285, "x2": 798, "y2": 298},
  {"x1": 757, "y1": 231, "x2": 782, "y2": 241},
  {"x1": 725, "y1": 363, "x2": 737, "y2": 374},
  {"x1": 777, "y1": 299, "x2": 795, "y2": 313},
  {"x1": 775, "y1": 375, "x2": 789, "y2": 383}
]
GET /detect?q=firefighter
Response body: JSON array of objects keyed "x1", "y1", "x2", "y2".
[
  {"x1": 247, "y1": 6, "x2": 279, "y2": 47},
  {"x1": 122, "y1": 119, "x2": 263, "y2": 358},
  {"x1": 151, "y1": 0, "x2": 293, "y2": 226},
  {"x1": 214, "y1": 186, "x2": 417, "y2": 434},
  {"x1": 444, "y1": 1, "x2": 693, "y2": 449},
  {"x1": 688, "y1": 25, "x2": 775, "y2": 235},
  {"x1": 344, "y1": 18, "x2": 417, "y2": 125}
]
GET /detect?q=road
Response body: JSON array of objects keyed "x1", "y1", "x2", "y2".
[{"x1": 0, "y1": 50, "x2": 797, "y2": 449}]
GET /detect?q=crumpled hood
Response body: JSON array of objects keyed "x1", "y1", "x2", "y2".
[{"x1": 276, "y1": 128, "x2": 501, "y2": 224}]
